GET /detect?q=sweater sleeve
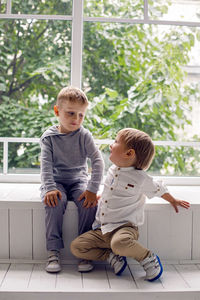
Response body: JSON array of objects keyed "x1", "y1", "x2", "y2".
[
  {"x1": 84, "y1": 132, "x2": 104, "y2": 193},
  {"x1": 40, "y1": 136, "x2": 57, "y2": 193},
  {"x1": 142, "y1": 174, "x2": 168, "y2": 199}
]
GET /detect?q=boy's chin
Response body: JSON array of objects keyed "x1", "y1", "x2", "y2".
[{"x1": 109, "y1": 156, "x2": 117, "y2": 165}]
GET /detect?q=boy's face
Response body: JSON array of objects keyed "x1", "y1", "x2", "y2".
[
  {"x1": 109, "y1": 135, "x2": 129, "y2": 167},
  {"x1": 54, "y1": 100, "x2": 88, "y2": 134}
]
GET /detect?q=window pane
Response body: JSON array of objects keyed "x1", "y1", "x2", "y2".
[
  {"x1": 149, "y1": 0, "x2": 200, "y2": 22},
  {"x1": 99, "y1": 144, "x2": 200, "y2": 176},
  {"x1": 8, "y1": 142, "x2": 40, "y2": 174},
  {"x1": 150, "y1": 145, "x2": 200, "y2": 177},
  {"x1": 84, "y1": 0, "x2": 143, "y2": 18},
  {"x1": 83, "y1": 22, "x2": 200, "y2": 176},
  {"x1": 12, "y1": 0, "x2": 72, "y2": 15},
  {"x1": 0, "y1": 0, "x2": 6, "y2": 13},
  {"x1": 0, "y1": 19, "x2": 71, "y2": 140}
]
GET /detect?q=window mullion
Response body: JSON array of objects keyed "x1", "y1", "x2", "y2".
[
  {"x1": 6, "y1": 0, "x2": 12, "y2": 14},
  {"x1": 144, "y1": 0, "x2": 148, "y2": 21},
  {"x1": 71, "y1": 0, "x2": 84, "y2": 88}
]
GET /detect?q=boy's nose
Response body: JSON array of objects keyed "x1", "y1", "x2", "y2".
[{"x1": 73, "y1": 114, "x2": 78, "y2": 120}]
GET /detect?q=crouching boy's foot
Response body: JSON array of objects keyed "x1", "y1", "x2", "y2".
[
  {"x1": 140, "y1": 252, "x2": 163, "y2": 281},
  {"x1": 78, "y1": 260, "x2": 94, "y2": 272},
  {"x1": 45, "y1": 250, "x2": 61, "y2": 273},
  {"x1": 107, "y1": 252, "x2": 127, "y2": 276}
]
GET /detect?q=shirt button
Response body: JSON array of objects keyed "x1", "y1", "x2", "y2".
[
  {"x1": 102, "y1": 223, "x2": 105, "y2": 226},
  {"x1": 110, "y1": 187, "x2": 113, "y2": 190},
  {"x1": 102, "y1": 213, "x2": 104, "y2": 216},
  {"x1": 115, "y1": 174, "x2": 118, "y2": 177},
  {"x1": 118, "y1": 167, "x2": 120, "y2": 170},
  {"x1": 125, "y1": 187, "x2": 128, "y2": 189},
  {"x1": 105, "y1": 200, "x2": 108, "y2": 203}
]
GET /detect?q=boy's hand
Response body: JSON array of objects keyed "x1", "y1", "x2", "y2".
[
  {"x1": 161, "y1": 193, "x2": 190, "y2": 213},
  {"x1": 78, "y1": 190, "x2": 98, "y2": 208},
  {"x1": 169, "y1": 198, "x2": 190, "y2": 213},
  {"x1": 44, "y1": 189, "x2": 62, "y2": 207}
]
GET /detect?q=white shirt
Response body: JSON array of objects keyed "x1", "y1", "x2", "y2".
[{"x1": 93, "y1": 164, "x2": 168, "y2": 234}]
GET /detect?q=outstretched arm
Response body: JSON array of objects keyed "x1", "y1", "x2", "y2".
[{"x1": 161, "y1": 193, "x2": 190, "y2": 213}]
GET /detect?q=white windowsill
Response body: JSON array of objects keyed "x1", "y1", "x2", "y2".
[{"x1": 0, "y1": 173, "x2": 200, "y2": 186}]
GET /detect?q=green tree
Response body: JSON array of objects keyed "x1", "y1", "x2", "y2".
[
  {"x1": 0, "y1": 0, "x2": 200, "y2": 175},
  {"x1": 0, "y1": 10, "x2": 71, "y2": 168}
]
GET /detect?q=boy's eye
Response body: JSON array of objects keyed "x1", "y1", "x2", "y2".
[
  {"x1": 67, "y1": 112, "x2": 74, "y2": 116},
  {"x1": 79, "y1": 113, "x2": 84, "y2": 118}
]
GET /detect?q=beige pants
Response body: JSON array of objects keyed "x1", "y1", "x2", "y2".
[{"x1": 70, "y1": 223, "x2": 150, "y2": 262}]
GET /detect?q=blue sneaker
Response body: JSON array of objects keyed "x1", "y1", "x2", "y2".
[
  {"x1": 107, "y1": 252, "x2": 127, "y2": 276},
  {"x1": 140, "y1": 252, "x2": 163, "y2": 281}
]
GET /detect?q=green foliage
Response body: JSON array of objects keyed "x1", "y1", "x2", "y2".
[
  {"x1": 12, "y1": 0, "x2": 72, "y2": 15},
  {"x1": 0, "y1": 0, "x2": 200, "y2": 175}
]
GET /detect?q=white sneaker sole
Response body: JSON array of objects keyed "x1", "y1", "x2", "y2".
[
  {"x1": 78, "y1": 264, "x2": 94, "y2": 272},
  {"x1": 45, "y1": 264, "x2": 61, "y2": 273}
]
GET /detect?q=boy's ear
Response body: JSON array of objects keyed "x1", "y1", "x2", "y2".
[
  {"x1": 126, "y1": 148, "x2": 135, "y2": 157},
  {"x1": 54, "y1": 105, "x2": 59, "y2": 116}
]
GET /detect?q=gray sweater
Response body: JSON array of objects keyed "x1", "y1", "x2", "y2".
[{"x1": 40, "y1": 125, "x2": 104, "y2": 194}]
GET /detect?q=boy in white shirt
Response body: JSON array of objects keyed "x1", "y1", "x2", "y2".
[{"x1": 70, "y1": 128, "x2": 190, "y2": 281}]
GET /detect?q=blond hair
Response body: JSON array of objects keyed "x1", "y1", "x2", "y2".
[
  {"x1": 56, "y1": 86, "x2": 89, "y2": 106},
  {"x1": 118, "y1": 128, "x2": 155, "y2": 170}
]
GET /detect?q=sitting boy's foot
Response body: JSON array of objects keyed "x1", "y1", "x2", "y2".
[
  {"x1": 78, "y1": 260, "x2": 94, "y2": 272},
  {"x1": 107, "y1": 252, "x2": 127, "y2": 276},
  {"x1": 45, "y1": 250, "x2": 61, "y2": 273},
  {"x1": 140, "y1": 252, "x2": 163, "y2": 281}
]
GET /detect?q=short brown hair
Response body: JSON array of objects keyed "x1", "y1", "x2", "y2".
[
  {"x1": 117, "y1": 128, "x2": 155, "y2": 170},
  {"x1": 56, "y1": 86, "x2": 89, "y2": 106}
]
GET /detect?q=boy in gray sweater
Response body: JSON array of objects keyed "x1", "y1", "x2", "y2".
[{"x1": 40, "y1": 86, "x2": 104, "y2": 273}]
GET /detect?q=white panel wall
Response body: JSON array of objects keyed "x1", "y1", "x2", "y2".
[
  {"x1": 0, "y1": 209, "x2": 9, "y2": 259},
  {"x1": 192, "y1": 209, "x2": 200, "y2": 260},
  {"x1": 147, "y1": 209, "x2": 192, "y2": 260},
  {"x1": 0, "y1": 197, "x2": 197, "y2": 262},
  {"x1": 9, "y1": 209, "x2": 32, "y2": 259}
]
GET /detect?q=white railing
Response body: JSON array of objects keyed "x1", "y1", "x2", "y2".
[{"x1": 0, "y1": 137, "x2": 200, "y2": 185}]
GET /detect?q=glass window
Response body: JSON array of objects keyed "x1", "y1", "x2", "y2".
[
  {"x1": 149, "y1": 0, "x2": 200, "y2": 22},
  {"x1": 0, "y1": 19, "x2": 71, "y2": 140},
  {"x1": 12, "y1": 0, "x2": 72, "y2": 15},
  {"x1": 0, "y1": 0, "x2": 6, "y2": 13},
  {"x1": 150, "y1": 145, "x2": 200, "y2": 176},
  {"x1": 8, "y1": 142, "x2": 40, "y2": 174},
  {"x1": 83, "y1": 22, "x2": 200, "y2": 176},
  {"x1": 84, "y1": 0, "x2": 143, "y2": 19}
]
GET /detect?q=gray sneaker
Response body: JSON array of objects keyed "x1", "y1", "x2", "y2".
[
  {"x1": 78, "y1": 260, "x2": 94, "y2": 272},
  {"x1": 107, "y1": 252, "x2": 127, "y2": 276},
  {"x1": 140, "y1": 252, "x2": 163, "y2": 281},
  {"x1": 45, "y1": 250, "x2": 61, "y2": 273}
]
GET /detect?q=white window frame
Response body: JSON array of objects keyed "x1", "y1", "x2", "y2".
[
  {"x1": 0, "y1": 0, "x2": 200, "y2": 185},
  {"x1": 0, "y1": 137, "x2": 200, "y2": 185}
]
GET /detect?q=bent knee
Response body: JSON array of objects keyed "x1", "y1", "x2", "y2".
[{"x1": 111, "y1": 235, "x2": 135, "y2": 254}]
